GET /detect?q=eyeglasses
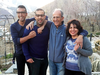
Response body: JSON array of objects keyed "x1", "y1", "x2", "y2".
[
  {"x1": 35, "y1": 14, "x2": 45, "y2": 17},
  {"x1": 16, "y1": 12, "x2": 26, "y2": 14}
]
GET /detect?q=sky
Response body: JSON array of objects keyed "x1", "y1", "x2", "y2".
[
  {"x1": 95, "y1": 0, "x2": 100, "y2": 1},
  {"x1": 19, "y1": 0, "x2": 54, "y2": 7},
  {"x1": 0, "y1": 0, "x2": 54, "y2": 7}
]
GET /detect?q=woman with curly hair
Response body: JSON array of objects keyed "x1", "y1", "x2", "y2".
[{"x1": 63, "y1": 19, "x2": 93, "y2": 75}]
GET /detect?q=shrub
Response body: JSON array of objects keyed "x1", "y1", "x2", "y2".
[{"x1": 3, "y1": 54, "x2": 13, "y2": 59}]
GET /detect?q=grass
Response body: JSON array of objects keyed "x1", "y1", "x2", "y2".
[
  {"x1": 3, "y1": 68, "x2": 7, "y2": 70},
  {"x1": 3, "y1": 54, "x2": 13, "y2": 59},
  {"x1": 96, "y1": 32, "x2": 100, "y2": 35}
]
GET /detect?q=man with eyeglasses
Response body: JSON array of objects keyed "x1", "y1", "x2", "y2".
[
  {"x1": 26, "y1": 8, "x2": 88, "y2": 75},
  {"x1": 10, "y1": 5, "x2": 36, "y2": 75},
  {"x1": 22, "y1": 8, "x2": 52, "y2": 75}
]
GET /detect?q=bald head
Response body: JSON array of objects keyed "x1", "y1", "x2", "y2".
[
  {"x1": 53, "y1": 9, "x2": 63, "y2": 17},
  {"x1": 52, "y1": 9, "x2": 64, "y2": 28}
]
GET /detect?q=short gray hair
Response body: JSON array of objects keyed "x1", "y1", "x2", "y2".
[{"x1": 53, "y1": 9, "x2": 63, "y2": 17}]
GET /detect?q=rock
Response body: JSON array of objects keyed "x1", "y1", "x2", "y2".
[
  {"x1": 95, "y1": 40, "x2": 100, "y2": 51},
  {"x1": 92, "y1": 59, "x2": 100, "y2": 72}
]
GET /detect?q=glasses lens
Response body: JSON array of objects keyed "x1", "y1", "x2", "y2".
[
  {"x1": 16, "y1": 12, "x2": 26, "y2": 14},
  {"x1": 36, "y1": 14, "x2": 45, "y2": 17}
]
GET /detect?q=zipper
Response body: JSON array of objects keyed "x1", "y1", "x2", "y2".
[{"x1": 53, "y1": 28, "x2": 58, "y2": 62}]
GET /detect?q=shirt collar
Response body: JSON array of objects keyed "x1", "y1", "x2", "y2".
[{"x1": 34, "y1": 21, "x2": 37, "y2": 25}]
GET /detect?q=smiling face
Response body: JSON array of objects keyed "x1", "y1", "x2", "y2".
[
  {"x1": 66, "y1": 19, "x2": 83, "y2": 39},
  {"x1": 69, "y1": 24, "x2": 79, "y2": 38},
  {"x1": 52, "y1": 10, "x2": 64, "y2": 28},
  {"x1": 16, "y1": 8, "x2": 27, "y2": 22},
  {"x1": 35, "y1": 10, "x2": 46, "y2": 27}
]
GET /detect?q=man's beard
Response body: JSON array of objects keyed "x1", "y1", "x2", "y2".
[
  {"x1": 19, "y1": 18, "x2": 25, "y2": 22},
  {"x1": 37, "y1": 21, "x2": 44, "y2": 26}
]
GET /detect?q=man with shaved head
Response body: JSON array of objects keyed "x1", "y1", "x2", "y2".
[
  {"x1": 49, "y1": 9, "x2": 88, "y2": 75},
  {"x1": 48, "y1": 9, "x2": 66, "y2": 75},
  {"x1": 26, "y1": 8, "x2": 88, "y2": 75}
]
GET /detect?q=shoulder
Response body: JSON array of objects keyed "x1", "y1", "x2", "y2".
[
  {"x1": 83, "y1": 37, "x2": 90, "y2": 42},
  {"x1": 47, "y1": 21, "x2": 52, "y2": 25},
  {"x1": 26, "y1": 18, "x2": 35, "y2": 20},
  {"x1": 24, "y1": 28, "x2": 31, "y2": 32},
  {"x1": 83, "y1": 36, "x2": 91, "y2": 46},
  {"x1": 26, "y1": 18, "x2": 35, "y2": 22},
  {"x1": 63, "y1": 24, "x2": 66, "y2": 29},
  {"x1": 23, "y1": 28, "x2": 31, "y2": 36},
  {"x1": 46, "y1": 21, "x2": 53, "y2": 29},
  {"x1": 50, "y1": 22, "x2": 55, "y2": 27},
  {"x1": 10, "y1": 21, "x2": 18, "y2": 28}
]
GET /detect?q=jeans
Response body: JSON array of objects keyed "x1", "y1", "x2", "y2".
[
  {"x1": 49, "y1": 60, "x2": 65, "y2": 75},
  {"x1": 16, "y1": 54, "x2": 31, "y2": 75},
  {"x1": 29, "y1": 57, "x2": 48, "y2": 75}
]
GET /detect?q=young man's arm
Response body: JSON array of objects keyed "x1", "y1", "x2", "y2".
[
  {"x1": 22, "y1": 28, "x2": 35, "y2": 63},
  {"x1": 26, "y1": 21, "x2": 34, "y2": 30},
  {"x1": 26, "y1": 20, "x2": 48, "y2": 34},
  {"x1": 20, "y1": 18, "x2": 36, "y2": 43},
  {"x1": 20, "y1": 31, "x2": 36, "y2": 44},
  {"x1": 10, "y1": 24, "x2": 36, "y2": 45},
  {"x1": 37, "y1": 20, "x2": 48, "y2": 34},
  {"x1": 80, "y1": 29, "x2": 88, "y2": 36},
  {"x1": 26, "y1": 16, "x2": 49, "y2": 33},
  {"x1": 75, "y1": 37, "x2": 93, "y2": 56},
  {"x1": 74, "y1": 29, "x2": 88, "y2": 48}
]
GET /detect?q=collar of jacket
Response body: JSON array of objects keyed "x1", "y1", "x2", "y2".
[{"x1": 53, "y1": 22, "x2": 65, "y2": 33}]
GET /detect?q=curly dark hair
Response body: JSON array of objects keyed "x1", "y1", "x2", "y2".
[{"x1": 66, "y1": 19, "x2": 83, "y2": 38}]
